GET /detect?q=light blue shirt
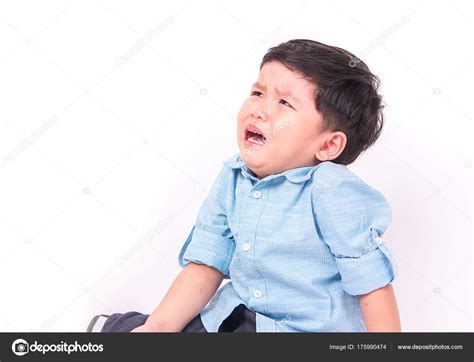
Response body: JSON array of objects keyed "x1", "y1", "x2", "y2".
[{"x1": 178, "y1": 153, "x2": 397, "y2": 332}]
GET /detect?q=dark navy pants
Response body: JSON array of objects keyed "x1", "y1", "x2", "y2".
[{"x1": 101, "y1": 303, "x2": 256, "y2": 333}]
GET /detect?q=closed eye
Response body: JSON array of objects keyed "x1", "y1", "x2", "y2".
[{"x1": 251, "y1": 91, "x2": 294, "y2": 109}]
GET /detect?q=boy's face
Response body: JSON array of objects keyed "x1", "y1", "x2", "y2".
[{"x1": 237, "y1": 61, "x2": 338, "y2": 179}]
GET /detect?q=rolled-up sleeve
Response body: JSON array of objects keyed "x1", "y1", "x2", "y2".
[
  {"x1": 313, "y1": 174, "x2": 397, "y2": 296},
  {"x1": 178, "y1": 166, "x2": 235, "y2": 278}
]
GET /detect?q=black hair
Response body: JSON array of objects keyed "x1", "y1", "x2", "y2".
[{"x1": 260, "y1": 39, "x2": 384, "y2": 165}]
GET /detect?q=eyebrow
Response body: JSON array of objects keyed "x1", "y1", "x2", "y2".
[{"x1": 252, "y1": 81, "x2": 301, "y2": 105}]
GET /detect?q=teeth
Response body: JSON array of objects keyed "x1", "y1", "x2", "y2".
[{"x1": 248, "y1": 136, "x2": 266, "y2": 145}]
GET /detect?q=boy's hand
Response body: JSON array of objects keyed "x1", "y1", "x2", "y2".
[{"x1": 131, "y1": 323, "x2": 161, "y2": 333}]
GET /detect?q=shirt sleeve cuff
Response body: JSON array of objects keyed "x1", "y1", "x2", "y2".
[
  {"x1": 178, "y1": 226, "x2": 235, "y2": 277},
  {"x1": 335, "y1": 243, "x2": 397, "y2": 296}
]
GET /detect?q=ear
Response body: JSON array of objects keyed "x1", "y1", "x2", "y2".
[{"x1": 315, "y1": 131, "x2": 347, "y2": 161}]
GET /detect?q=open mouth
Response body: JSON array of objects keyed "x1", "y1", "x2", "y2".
[{"x1": 244, "y1": 125, "x2": 267, "y2": 146}]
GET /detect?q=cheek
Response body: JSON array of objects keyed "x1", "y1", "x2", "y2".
[
  {"x1": 236, "y1": 102, "x2": 250, "y2": 140},
  {"x1": 237, "y1": 99, "x2": 252, "y2": 120},
  {"x1": 270, "y1": 115, "x2": 298, "y2": 140},
  {"x1": 273, "y1": 118, "x2": 314, "y2": 146}
]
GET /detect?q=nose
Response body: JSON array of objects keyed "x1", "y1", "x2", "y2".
[{"x1": 250, "y1": 109, "x2": 268, "y2": 121}]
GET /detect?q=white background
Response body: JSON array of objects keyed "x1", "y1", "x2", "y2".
[{"x1": 0, "y1": 0, "x2": 472, "y2": 332}]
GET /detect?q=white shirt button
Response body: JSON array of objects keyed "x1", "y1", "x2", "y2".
[
  {"x1": 253, "y1": 289, "x2": 262, "y2": 298},
  {"x1": 242, "y1": 243, "x2": 250, "y2": 251},
  {"x1": 253, "y1": 191, "x2": 261, "y2": 199}
]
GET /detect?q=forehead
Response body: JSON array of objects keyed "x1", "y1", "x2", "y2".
[{"x1": 256, "y1": 61, "x2": 315, "y2": 101}]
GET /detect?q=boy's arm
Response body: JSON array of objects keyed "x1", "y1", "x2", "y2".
[
  {"x1": 359, "y1": 284, "x2": 401, "y2": 332},
  {"x1": 133, "y1": 262, "x2": 224, "y2": 332}
]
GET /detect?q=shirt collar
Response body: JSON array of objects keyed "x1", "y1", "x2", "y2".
[{"x1": 223, "y1": 153, "x2": 326, "y2": 184}]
